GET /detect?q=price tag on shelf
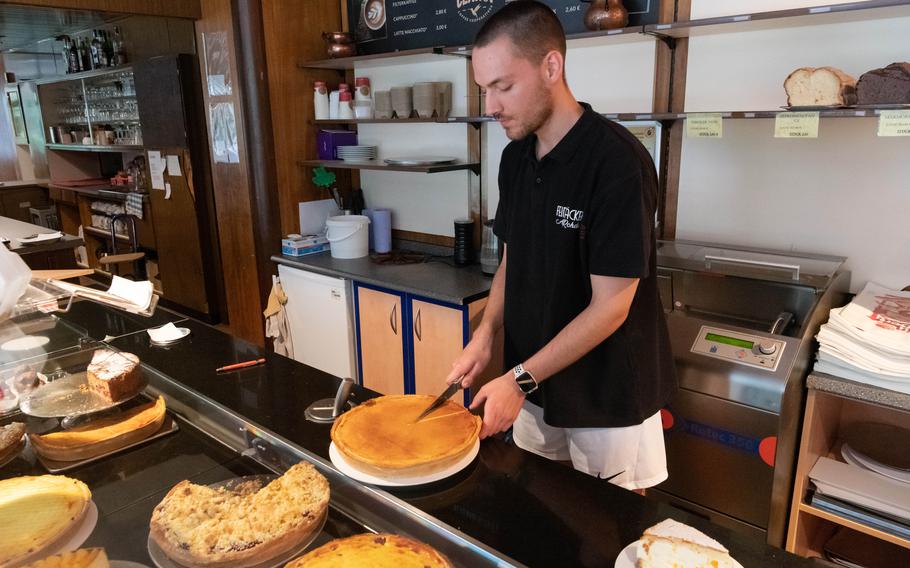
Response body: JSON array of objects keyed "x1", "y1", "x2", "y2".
[
  {"x1": 774, "y1": 112, "x2": 819, "y2": 138},
  {"x1": 877, "y1": 110, "x2": 910, "y2": 137},
  {"x1": 686, "y1": 113, "x2": 723, "y2": 138}
]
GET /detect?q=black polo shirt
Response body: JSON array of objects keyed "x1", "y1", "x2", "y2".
[{"x1": 493, "y1": 103, "x2": 676, "y2": 428}]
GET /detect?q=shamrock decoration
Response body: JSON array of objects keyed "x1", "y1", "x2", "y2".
[{"x1": 312, "y1": 166, "x2": 336, "y2": 188}]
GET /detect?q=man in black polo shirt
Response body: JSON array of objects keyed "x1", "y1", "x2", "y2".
[{"x1": 446, "y1": 1, "x2": 676, "y2": 489}]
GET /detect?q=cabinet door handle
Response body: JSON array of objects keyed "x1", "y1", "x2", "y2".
[
  {"x1": 415, "y1": 308, "x2": 422, "y2": 342},
  {"x1": 389, "y1": 302, "x2": 398, "y2": 335}
]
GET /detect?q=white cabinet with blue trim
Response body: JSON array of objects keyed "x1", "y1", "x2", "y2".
[{"x1": 353, "y1": 282, "x2": 497, "y2": 406}]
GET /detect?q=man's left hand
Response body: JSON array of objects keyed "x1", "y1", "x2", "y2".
[{"x1": 469, "y1": 372, "x2": 525, "y2": 439}]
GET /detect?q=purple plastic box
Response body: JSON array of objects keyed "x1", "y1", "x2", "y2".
[{"x1": 317, "y1": 129, "x2": 358, "y2": 160}]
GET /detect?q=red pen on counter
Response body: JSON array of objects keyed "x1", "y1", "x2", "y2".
[{"x1": 216, "y1": 358, "x2": 266, "y2": 373}]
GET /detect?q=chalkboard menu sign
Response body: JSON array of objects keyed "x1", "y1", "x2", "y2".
[{"x1": 348, "y1": 1, "x2": 659, "y2": 55}]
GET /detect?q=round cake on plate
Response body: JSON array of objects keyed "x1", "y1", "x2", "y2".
[
  {"x1": 330, "y1": 394, "x2": 481, "y2": 479},
  {"x1": 285, "y1": 533, "x2": 452, "y2": 568}
]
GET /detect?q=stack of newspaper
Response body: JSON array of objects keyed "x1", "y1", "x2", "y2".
[{"x1": 814, "y1": 282, "x2": 910, "y2": 395}]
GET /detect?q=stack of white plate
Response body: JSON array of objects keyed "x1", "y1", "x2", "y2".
[{"x1": 337, "y1": 145, "x2": 377, "y2": 162}]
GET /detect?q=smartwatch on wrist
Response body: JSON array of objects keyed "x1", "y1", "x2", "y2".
[{"x1": 512, "y1": 363, "x2": 538, "y2": 395}]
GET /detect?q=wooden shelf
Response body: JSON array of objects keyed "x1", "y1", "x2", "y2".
[
  {"x1": 84, "y1": 226, "x2": 130, "y2": 242},
  {"x1": 798, "y1": 503, "x2": 910, "y2": 549},
  {"x1": 602, "y1": 107, "x2": 910, "y2": 122},
  {"x1": 646, "y1": 0, "x2": 910, "y2": 39},
  {"x1": 46, "y1": 143, "x2": 144, "y2": 153},
  {"x1": 298, "y1": 47, "x2": 452, "y2": 70},
  {"x1": 298, "y1": 159, "x2": 480, "y2": 175}
]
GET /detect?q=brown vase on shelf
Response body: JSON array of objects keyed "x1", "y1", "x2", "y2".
[
  {"x1": 323, "y1": 32, "x2": 357, "y2": 58},
  {"x1": 583, "y1": 0, "x2": 629, "y2": 31}
]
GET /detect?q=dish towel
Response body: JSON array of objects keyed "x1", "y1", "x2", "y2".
[
  {"x1": 264, "y1": 278, "x2": 294, "y2": 359},
  {"x1": 125, "y1": 193, "x2": 144, "y2": 220}
]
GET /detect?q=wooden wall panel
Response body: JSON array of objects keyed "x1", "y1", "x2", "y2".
[
  {"x1": 261, "y1": 0, "x2": 344, "y2": 236},
  {"x1": 195, "y1": 0, "x2": 263, "y2": 344},
  {"x1": 0, "y1": 0, "x2": 200, "y2": 18}
]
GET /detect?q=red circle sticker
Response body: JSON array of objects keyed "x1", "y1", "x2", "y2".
[
  {"x1": 759, "y1": 436, "x2": 777, "y2": 467},
  {"x1": 660, "y1": 408, "x2": 674, "y2": 430}
]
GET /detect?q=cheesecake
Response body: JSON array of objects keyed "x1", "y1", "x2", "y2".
[
  {"x1": 0, "y1": 475, "x2": 91, "y2": 567},
  {"x1": 330, "y1": 394, "x2": 481, "y2": 478},
  {"x1": 30, "y1": 396, "x2": 166, "y2": 461},
  {"x1": 21, "y1": 548, "x2": 109, "y2": 568},
  {"x1": 149, "y1": 462, "x2": 330, "y2": 568},
  {"x1": 286, "y1": 533, "x2": 453, "y2": 567}
]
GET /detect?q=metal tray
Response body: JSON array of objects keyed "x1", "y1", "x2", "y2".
[
  {"x1": 35, "y1": 414, "x2": 179, "y2": 473},
  {"x1": 20, "y1": 361, "x2": 148, "y2": 418}
]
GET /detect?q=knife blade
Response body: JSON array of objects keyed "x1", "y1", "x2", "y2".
[{"x1": 415, "y1": 375, "x2": 464, "y2": 422}]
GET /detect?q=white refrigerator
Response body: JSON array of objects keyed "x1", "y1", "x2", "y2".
[{"x1": 277, "y1": 264, "x2": 357, "y2": 380}]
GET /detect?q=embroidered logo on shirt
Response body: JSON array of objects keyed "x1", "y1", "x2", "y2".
[{"x1": 555, "y1": 205, "x2": 584, "y2": 230}]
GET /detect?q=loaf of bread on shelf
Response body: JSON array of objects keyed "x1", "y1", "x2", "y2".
[
  {"x1": 20, "y1": 548, "x2": 109, "y2": 568},
  {"x1": 784, "y1": 66, "x2": 857, "y2": 107},
  {"x1": 86, "y1": 349, "x2": 143, "y2": 403},
  {"x1": 635, "y1": 519, "x2": 736, "y2": 568},
  {"x1": 857, "y1": 62, "x2": 910, "y2": 104},
  {"x1": 30, "y1": 396, "x2": 166, "y2": 461}
]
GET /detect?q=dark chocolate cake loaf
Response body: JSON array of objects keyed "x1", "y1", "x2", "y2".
[{"x1": 857, "y1": 62, "x2": 910, "y2": 105}]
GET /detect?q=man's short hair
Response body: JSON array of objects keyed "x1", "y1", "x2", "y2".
[{"x1": 474, "y1": 1, "x2": 567, "y2": 63}]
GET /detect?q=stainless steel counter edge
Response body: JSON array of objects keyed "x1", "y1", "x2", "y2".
[
  {"x1": 272, "y1": 253, "x2": 492, "y2": 305},
  {"x1": 808, "y1": 371, "x2": 910, "y2": 411},
  {"x1": 144, "y1": 364, "x2": 523, "y2": 567}
]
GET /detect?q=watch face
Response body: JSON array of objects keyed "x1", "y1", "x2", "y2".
[{"x1": 515, "y1": 372, "x2": 538, "y2": 394}]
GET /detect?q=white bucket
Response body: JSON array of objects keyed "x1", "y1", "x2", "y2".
[{"x1": 326, "y1": 215, "x2": 371, "y2": 259}]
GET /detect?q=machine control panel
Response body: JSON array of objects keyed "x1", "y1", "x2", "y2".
[{"x1": 691, "y1": 325, "x2": 785, "y2": 372}]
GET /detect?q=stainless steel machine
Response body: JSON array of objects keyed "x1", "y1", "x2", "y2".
[{"x1": 652, "y1": 240, "x2": 850, "y2": 547}]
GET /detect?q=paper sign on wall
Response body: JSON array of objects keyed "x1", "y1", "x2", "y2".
[
  {"x1": 774, "y1": 112, "x2": 819, "y2": 138},
  {"x1": 686, "y1": 113, "x2": 723, "y2": 138},
  {"x1": 148, "y1": 150, "x2": 166, "y2": 190},
  {"x1": 877, "y1": 110, "x2": 910, "y2": 137},
  {"x1": 166, "y1": 155, "x2": 182, "y2": 176}
]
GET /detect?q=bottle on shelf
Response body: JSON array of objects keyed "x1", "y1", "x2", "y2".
[
  {"x1": 338, "y1": 91, "x2": 354, "y2": 120},
  {"x1": 91, "y1": 31, "x2": 102, "y2": 68},
  {"x1": 329, "y1": 87, "x2": 341, "y2": 120},
  {"x1": 111, "y1": 27, "x2": 126, "y2": 66},
  {"x1": 69, "y1": 37, "x2": 82, "y2": 73},
  {"x1": 354, "y1": 77, "x2": 373, "y2": 119},
  {"x1": 314, "y1": 81, "x2": 330, "y2": 120},
  {"x1": 102, "y1": 30, "x2": 114, "y2": 67},
  {"x1": 80, "y1": 37, "x2": 93, "y2": 71}
]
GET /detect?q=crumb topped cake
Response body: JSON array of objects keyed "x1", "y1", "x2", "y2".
[
  {"x1": 149, "y1": 462, "x2": 330, "y2": 568},
  {"x1": 86, "y1": 349, "x2": 142, "y2": 403}
]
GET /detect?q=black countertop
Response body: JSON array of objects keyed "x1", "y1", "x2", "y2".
[
  {"x1": 272, "y1": 252, "x2": 492, "y2": 305},
  {"x1": 57, "y1": 305, "x2": 811, "y2": 568}
]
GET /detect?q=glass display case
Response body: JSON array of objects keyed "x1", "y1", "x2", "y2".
[{"x1": 39, "y1": 67, "x2": 143, "y2": 149}]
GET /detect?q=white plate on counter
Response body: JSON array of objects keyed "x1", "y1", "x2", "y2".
[
  {"x1": 614, "y1": 540, "x2": 743, "y2": 568},
  {"x1": 329, "y1": 439, "x2": 479, "y2": 487}
]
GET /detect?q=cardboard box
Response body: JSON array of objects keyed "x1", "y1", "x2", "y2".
[
  {"x1": 348, "y1": 1, "x2": 659, "y2": 55},
  {"x1": 281, "y1": 242, "x2": 331, "y2": 257}
]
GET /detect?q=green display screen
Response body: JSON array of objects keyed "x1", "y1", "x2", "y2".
[{"x1": 705, "y1": 333, "x2": 754, "y2": 349}]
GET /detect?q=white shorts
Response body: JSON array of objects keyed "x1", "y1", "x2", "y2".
[{"x1": 512, "y1": 401, "x2": 668, "y2": 490}]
